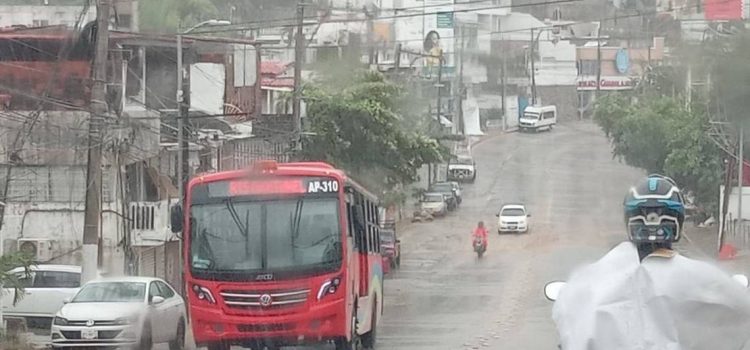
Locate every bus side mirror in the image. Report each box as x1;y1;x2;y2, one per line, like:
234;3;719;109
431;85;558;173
170;204;184;233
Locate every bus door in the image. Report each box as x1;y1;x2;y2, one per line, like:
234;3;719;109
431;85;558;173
353;194;370;296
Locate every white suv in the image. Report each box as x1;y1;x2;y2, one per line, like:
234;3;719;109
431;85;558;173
1;265;83;329
497;204;530;234
447;155;477;183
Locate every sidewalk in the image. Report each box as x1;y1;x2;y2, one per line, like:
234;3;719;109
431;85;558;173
677;226;750;275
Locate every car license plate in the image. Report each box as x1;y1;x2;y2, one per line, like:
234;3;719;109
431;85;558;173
509;226;517;230
81;329;98;340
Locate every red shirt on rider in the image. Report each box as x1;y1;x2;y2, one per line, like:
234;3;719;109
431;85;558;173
473;221;488;247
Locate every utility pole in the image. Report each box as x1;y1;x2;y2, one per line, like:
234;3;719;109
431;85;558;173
367;7;375;65
501;48;507;131
530;28;536;105
685;65;692;111
394;43;402;72
293;1;305;151
738;128;744;232
82;0;111;284
457;25;465;135
596;25;602;95
436;56;444;136
176;34;189;197
500;19;507;131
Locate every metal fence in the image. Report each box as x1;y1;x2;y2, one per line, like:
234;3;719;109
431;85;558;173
723;216;750;251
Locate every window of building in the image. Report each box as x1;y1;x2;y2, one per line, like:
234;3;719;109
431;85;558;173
578;60;599;75
118;14;132;28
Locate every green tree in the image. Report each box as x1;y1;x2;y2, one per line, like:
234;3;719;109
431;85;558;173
0;251;34;306
301;70;448;192
594;94;722;213
139;0;219;33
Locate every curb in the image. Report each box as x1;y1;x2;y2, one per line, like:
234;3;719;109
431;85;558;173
470;130;504;149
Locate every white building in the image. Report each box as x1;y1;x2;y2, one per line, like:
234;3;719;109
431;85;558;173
0;0;138;31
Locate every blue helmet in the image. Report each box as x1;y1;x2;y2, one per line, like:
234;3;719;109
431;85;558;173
624;174;685;244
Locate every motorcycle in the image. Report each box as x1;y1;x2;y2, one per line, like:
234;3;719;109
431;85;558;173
473;236;486;258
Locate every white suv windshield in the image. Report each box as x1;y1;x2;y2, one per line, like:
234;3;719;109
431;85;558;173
502;208;526;216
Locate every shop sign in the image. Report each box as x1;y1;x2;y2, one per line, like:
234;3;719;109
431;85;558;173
576;76;634;91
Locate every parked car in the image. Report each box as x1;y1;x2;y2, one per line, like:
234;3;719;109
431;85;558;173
447;155;477;183
496;204;531;234
1;265;83;330
50;276;186;350
429;182;459;210
420;192;448;217
520;105;557;132
380;228;401;270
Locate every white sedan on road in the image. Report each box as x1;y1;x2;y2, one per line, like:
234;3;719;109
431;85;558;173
51;276;186;350
496;204;531;234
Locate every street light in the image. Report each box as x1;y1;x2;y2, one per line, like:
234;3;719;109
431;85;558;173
176;19;231;198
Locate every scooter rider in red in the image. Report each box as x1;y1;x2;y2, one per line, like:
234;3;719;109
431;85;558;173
473;221;488;252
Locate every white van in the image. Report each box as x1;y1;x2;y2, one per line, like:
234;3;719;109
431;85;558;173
520;105;557;132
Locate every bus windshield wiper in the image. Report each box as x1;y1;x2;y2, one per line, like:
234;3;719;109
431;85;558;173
226;198;247;237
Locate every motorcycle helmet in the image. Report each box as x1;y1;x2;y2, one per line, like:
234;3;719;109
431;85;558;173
624;174;685;244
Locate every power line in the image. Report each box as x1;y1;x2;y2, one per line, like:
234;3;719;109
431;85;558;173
183;0;583;35
168;0;500;36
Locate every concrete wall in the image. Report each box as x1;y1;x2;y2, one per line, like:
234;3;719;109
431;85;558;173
576;37;665;76
0;110;160;166
0;4;96;27
0;167;126;275
0;1;136;30
536;85;578;121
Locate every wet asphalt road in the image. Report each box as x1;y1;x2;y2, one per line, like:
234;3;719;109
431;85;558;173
182;121;644;350
377;121;643;350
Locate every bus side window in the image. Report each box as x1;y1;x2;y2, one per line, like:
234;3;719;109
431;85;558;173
346;202;355;239
354;203;367;253
377;225;381;253
366;201;373;253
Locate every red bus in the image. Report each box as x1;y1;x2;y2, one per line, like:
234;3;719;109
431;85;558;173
170;160;384;350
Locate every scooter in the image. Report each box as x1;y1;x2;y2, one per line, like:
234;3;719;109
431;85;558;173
473;237;486;258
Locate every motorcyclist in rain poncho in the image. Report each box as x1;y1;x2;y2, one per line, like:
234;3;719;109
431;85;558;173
551;175;750;350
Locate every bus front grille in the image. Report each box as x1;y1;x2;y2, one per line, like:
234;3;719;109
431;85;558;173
220;288;310;309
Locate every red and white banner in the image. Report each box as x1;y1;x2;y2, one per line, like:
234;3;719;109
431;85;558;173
704;0;744;20
576;76;635;91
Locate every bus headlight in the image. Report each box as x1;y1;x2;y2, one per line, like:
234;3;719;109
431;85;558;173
192;284;217;304
317;276;341;300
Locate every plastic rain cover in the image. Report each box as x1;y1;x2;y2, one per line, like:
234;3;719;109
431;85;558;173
552;242;750;350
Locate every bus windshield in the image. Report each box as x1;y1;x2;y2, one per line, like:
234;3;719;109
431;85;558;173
189;197;342;275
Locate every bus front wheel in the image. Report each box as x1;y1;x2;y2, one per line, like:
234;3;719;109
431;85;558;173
207;342;230;350
361;301;378;348
335;314;361;350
